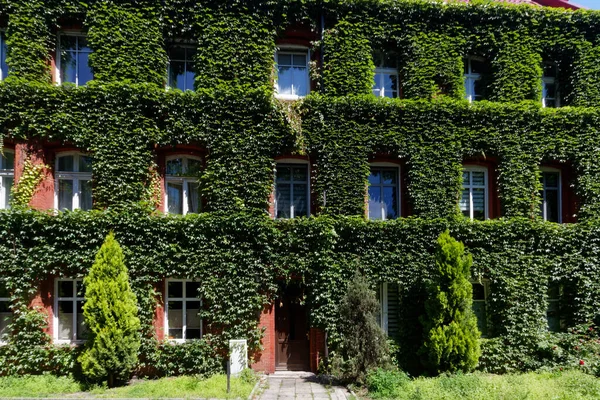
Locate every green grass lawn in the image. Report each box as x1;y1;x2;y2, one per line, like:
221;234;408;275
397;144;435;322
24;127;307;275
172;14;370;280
0;373;257;399
365;369;600;400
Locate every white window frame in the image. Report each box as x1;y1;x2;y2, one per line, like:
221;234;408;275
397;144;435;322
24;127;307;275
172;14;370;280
0;282;10;345
471;279;489;337
542;62;560;108
461;165;489;221
540;167;562;223
164;155;202;215
0;149;14;210
0;30;7;81
368;162;401;221
464;56;484;103
274;159;310;219
54;152;93;211
53;278;85;344
164;279;202;342
167;44;196;91
274;46;310;100
56;32;92;86
372;51;399;98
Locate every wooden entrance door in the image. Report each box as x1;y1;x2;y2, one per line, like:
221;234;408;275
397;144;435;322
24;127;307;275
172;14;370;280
275;287;310;371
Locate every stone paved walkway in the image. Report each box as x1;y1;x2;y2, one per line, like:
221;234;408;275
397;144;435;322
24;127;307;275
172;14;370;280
258;372;351;400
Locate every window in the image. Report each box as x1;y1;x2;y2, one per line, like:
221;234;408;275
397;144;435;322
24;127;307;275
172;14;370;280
54;279;87;342
0;282;11;343
540;169;561;223
168;45;196;91
542;63;559;108
56;153;93;211
372;51;399;98
368;166;400;220
0;150;14;209
0;31;8;81
57;34;93;86
275;49;309;99
165;156;201;215
472;281;489;337
464;57;486;102
460;167;488;221
274;163;309;218
165;280;202;340
377;283;400;339
547;283;562;332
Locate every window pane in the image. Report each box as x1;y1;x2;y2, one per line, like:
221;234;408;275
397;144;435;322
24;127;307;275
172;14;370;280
168;281;183;298
167;182;183;214
276;166;291;182
544;172;559;188
58;280;74;297
383;186;398;219
58;301;73;340
2;152;14;170
169;61;186;90
460;189;470;217
293;183;308;217
277;54;291;66
76;300;88;340
186;300;201;339
169;47;186;61
544;63;557;78
3;177;13;208
58;156;74;172
368;186;382;220
0;284;9;298
292;54;307;67
471;59;485;74
78;52;93;85
292;166;307;182
383;74;397;98
369;169;381;185
545;189;559;222
0;300;11;338
60;51;77;83
472;188;486;220
277;67;293;95
187;181;200;214
382;170;397;185
275;183;291;219
184;69;195;91
167;158;183;176
186;159;201;176
59;180;74;211
1;32;8;80
472;171;485;186
473;79;484;100
167;301;183;339
80;180;93;211
472;301;487;336
78;156;92;173
473;284;485;300
186;282;200;299
292;66;308;96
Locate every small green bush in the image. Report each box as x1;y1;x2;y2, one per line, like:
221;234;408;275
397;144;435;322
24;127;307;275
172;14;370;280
336;271;391;383
366;368;409;399
78;232;141;387
419;231;480;374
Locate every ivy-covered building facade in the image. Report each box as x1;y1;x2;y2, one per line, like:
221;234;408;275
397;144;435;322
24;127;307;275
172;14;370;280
1;0;600;376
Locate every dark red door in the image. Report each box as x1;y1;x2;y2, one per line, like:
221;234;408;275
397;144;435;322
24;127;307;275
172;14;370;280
275;290;310;371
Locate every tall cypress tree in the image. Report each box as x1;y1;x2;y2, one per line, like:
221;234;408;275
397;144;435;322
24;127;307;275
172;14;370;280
419;231;480;374
79;232;140;387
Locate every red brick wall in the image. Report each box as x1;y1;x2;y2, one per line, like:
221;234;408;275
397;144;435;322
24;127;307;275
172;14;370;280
15;141;55;210
251;303;275;374
29;277;54;337
309;327;325;373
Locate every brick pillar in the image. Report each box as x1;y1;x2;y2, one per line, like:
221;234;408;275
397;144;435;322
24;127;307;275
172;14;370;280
251;303;275;374
153;279;165;341
29;276;54;338
14;140;54;210
309;327;326;373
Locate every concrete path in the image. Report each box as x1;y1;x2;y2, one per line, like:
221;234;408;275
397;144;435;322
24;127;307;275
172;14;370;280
258;371;351;400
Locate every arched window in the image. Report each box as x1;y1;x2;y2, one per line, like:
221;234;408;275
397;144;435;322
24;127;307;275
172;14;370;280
165;156;201;215
0;149;14;209
55;153;93;211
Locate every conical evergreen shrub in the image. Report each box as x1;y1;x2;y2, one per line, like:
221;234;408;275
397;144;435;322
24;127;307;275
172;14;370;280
78;232;140;387
419;231;480;374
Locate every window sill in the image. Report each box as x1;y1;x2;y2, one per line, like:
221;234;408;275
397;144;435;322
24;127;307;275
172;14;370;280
274;94;306;101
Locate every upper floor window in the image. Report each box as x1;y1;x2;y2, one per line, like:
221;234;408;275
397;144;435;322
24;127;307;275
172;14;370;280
368;166;400;220
472;281;489;337
165;280;202;341
542;63;559;108
165;156;201;215
464;57;486;102
54;278;87;343
547;282;562;332
168;45;196;91
0;31;8;81
275;49;309;100
460;166;488;221
274;163;309;219
56;153;93;211
372;51;399;98
0;150;14;210
540;169;561;223
0;282;11;343
57;34;93;86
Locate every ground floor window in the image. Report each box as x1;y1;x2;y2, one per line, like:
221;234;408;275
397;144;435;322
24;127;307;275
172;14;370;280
54;279;87;342
0;283;11;342
377;283;400;339
472;281;489;337
165;280;202;340
547;283;562;332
